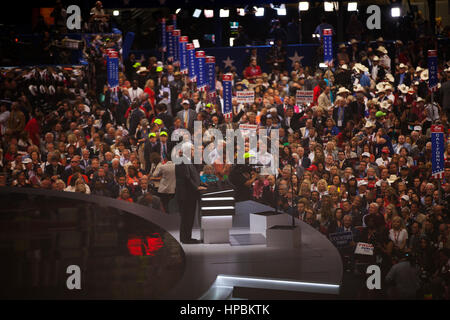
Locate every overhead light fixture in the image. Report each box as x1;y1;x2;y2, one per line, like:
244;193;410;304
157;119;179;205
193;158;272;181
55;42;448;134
391;7;401;17
347;2;357;12
255;7;265;17
220;9;230;18
299;2;309;11
324;2;338;12
204;9;214;18
193;9;201;18
237;8;245;16
175;8;181;14
192;39;200;48
113;10;119;16
276;4;286;16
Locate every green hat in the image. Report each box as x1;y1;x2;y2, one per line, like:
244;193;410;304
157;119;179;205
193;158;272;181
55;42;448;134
154;118;163;125
205;103;212;108
283;142;290;146
148;132;156;138
376;111;387;117
243;152;255;159
133;62;141;68
160;131;168;137
156;66;163;72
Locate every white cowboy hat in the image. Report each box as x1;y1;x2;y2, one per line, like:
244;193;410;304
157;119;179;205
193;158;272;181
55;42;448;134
387;175;398;184
398;63;408;69
341;64;348;70
415;66;424;73
339;43;346;49
385;73;394;83
372;55;380;62
354;63;368;73
136;66;149;74
364;121;375;128
420;69;429;81
376;82;386;92
354;84;365;93
381;100;391;110
398;84;409;94
337;87;350;95
350;39;359;45
377;46;387;54
416;97;425;103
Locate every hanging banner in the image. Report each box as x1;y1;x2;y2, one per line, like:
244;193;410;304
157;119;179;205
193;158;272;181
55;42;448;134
106;49;119;103
160;18;166;53
179;36;188;74
431;125;445;179
205;56;216;97
196;51;206;91
167;25;174;62
428;50;438;92
323;29;333;67
173;29;181;67
222;73;233;119
236;90;255;104
187;43;196;82
171;14;177;30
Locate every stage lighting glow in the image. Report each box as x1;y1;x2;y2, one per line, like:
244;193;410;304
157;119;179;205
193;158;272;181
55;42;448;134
229;37;235;47
220;9;230;18
347;2;357;11
391;7;401;17
237;8;245;16
204;9;214;18
192;39;200;48
113;10;119;16
299;2;309;11
255;7;264;17
175;8;181;14
193;9;201;18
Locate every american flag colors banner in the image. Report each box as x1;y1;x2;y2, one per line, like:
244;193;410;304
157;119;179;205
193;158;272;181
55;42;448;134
179;36;188;74
431;125;445;179
323;29;333;67
172;29;181;66
160;18;166;53
205;56;216;97
106;49;119;102
187;43;196;82
196;51;206;91
167;25;174;61
428;50;438;92
222;73;233;119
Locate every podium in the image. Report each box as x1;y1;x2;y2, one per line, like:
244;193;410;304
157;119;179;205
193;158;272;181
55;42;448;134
200;187;235;244
249;211;292;237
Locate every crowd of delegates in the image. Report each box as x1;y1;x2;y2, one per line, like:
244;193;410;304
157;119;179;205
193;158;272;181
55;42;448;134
1;35;450;299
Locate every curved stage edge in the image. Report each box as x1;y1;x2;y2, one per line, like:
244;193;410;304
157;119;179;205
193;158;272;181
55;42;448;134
0;188;342;299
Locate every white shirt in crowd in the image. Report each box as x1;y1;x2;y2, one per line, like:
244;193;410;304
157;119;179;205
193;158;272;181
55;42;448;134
128;87;143;101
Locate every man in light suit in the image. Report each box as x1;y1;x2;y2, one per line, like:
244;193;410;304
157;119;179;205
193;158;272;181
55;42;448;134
176;100;197;133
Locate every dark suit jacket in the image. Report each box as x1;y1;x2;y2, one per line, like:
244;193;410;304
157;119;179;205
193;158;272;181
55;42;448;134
335;226;360;243
176;109;197;133
175;162;200;202
156;112;174;129
143;140;161;173
262;185;277;208
44;164;65;178
332;106;352;129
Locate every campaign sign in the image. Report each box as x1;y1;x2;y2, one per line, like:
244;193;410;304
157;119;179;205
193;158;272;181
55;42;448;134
166;25;174;61
160;18;166;53
296;90;314;105
431;125;445;179
222;74;233;119
196;51;206;91
106;49;119;102
428;50;438;92
323;29;333;66
354;242;374;256
329;231;353;248
186;43;196;82
172;29;181;66
205;56;216;96
236;90;255;104
179;36;188;74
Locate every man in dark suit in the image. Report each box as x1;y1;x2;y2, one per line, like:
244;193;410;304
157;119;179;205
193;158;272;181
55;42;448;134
394;63;411;87
117;88;131;126
44;155;65;179
155;103;173;130
262;175;277;208
332;98;352;131
176;100;197;133
143;132;160;173
175;147;206;244
110;158;126;177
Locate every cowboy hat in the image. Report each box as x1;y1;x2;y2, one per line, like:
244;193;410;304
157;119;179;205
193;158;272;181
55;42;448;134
398;63;408;69
337;87;350;95
376;37;384;42
339;43;346;49
387;175;398;184
381;100;391;110
354;84;365;93
377;46;387;54
340;64;348;70
372;55;380;62
385;73;394;83
136;66;149;74
350;39;359;45
420;69;429;81
364;121;375;128
376;82;386;92
398;84;409;94
415;66;424;73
